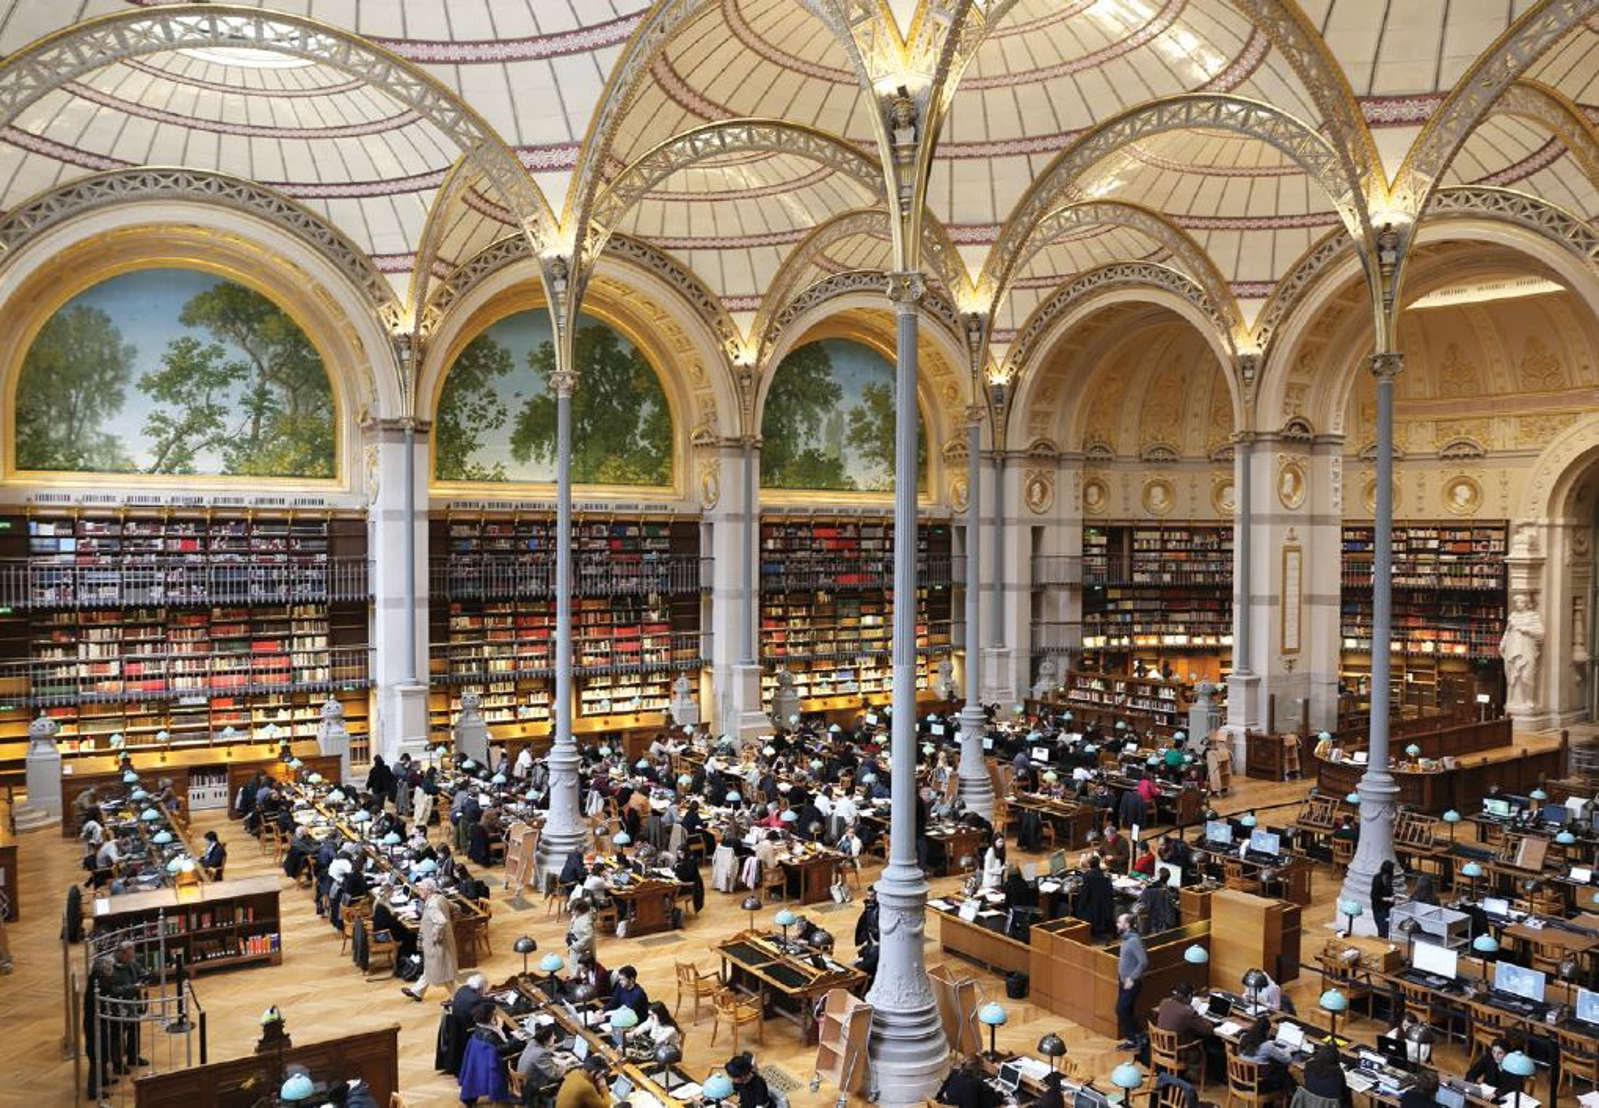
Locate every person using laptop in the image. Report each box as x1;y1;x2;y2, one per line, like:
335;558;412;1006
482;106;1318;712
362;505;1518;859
1155;980;1224;1078
935;1054;1000;1108
555;1055;610;1108
1235;1016;1294;1094
1036;1072;1067;1108
1302;1043;1349;1106
1399;1068;1438;1108
1464;1038;1527;1102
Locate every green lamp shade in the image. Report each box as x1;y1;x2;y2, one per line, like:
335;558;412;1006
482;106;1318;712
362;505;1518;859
1319;989;1348;1013
1442;810;1461;823
613;831;632;846
327;789;346;803
1405;744;1421;756
462;759;476;770
598;746;613;757
1240;814;1257;828
1345;792;1361;804
281;1073;315;1101
152;830;173;844
122;770;139;783
922;744;934;756
166;856;185;874
382;832;402;845
1530;789;1547;800
978;1002;1007;1026
610;1006;640;1029
1146;754;1160;766
140;808;160;822
1317;731;1331;741
1173;731;1186;741
351;809;371;823
1111;1063;1145;1089
416;857;437;874
1043;771;1058;783
1064;712;1073;721
1338;899;1363;918
1184;945;1209;964
1591;890;1599;906
1558;831;1577;845
781;810;798;823
702;1074;735;1101
725;790;741;803
130;788;148;801
288;757;303;769
1461;862;1484;878
307;772;323;784
678;774;693;787
774;909;798;927
861;773;877;784
1503;1051;1536;1078
492;772;507;784
539;953;564;973
1472;934;1499;953
1116;722;1127;731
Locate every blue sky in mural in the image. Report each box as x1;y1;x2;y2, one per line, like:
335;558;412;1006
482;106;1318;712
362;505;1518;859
822;339;895;488
464;309;552;478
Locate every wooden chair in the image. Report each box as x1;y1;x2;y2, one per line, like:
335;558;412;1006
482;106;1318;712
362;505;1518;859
545;879;575;919
260;822;283;857
1468;1002;1507;1060
473;897;494;956
1331;837;1354;873
710;987;763;1052
1530;939;1564;976
389;1095;410;1108
1039;819;1057;852
341;899;372;957
675;961;721;1023
1226;1054;1287;1108
1149;1023;1208;1086
595;898;619;936
761;861;786;904
365;923;398;978
1223;859;1262;895
1557;1025;1599;1095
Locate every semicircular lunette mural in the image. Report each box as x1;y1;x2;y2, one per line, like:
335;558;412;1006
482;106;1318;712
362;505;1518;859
434;310;673;486
761;337;926;493
14;267;336;478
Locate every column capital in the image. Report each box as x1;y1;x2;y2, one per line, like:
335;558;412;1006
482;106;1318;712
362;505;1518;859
362;417;432;441
1230;430;1257;447
550;368;577;397
886;271;925;306
964;403;987;427
1368;351;1404;381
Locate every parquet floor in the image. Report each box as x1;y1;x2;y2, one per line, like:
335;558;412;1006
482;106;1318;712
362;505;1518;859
0;764;1518;1108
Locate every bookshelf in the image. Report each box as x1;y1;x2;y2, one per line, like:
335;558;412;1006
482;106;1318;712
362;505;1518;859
1063;670;1187;728
1339;522;1507;714
427;513;705;740
0;510;371;788
91;875;283;975
757;515;953;710
1080;524;1233;672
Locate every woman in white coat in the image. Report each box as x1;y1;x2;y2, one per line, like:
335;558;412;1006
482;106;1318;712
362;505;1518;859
402;879;457;1002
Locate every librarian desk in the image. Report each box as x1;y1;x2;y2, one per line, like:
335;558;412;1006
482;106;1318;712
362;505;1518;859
132;1025;399;1108
607;873;689;937
1315;741;1566;816
1189;840;1314;906
930;901;1033;977
59;741;339;835
90;875;284;974
1007;793;1098;850
717;931;867;1044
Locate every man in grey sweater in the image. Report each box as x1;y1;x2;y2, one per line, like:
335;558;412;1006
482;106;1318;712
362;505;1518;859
1115;912;1148;1049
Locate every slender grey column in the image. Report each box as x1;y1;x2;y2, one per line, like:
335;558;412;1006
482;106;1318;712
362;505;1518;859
537;368;586;878
867;273;948;1106
958;404;993;820
1342;352;1403;908
402;420;418;684
741;437;757;666
990;449;1006;646
1233;434;1254;678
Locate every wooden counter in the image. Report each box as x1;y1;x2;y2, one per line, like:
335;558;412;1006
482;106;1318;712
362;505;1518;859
1029;917;1210;1037
933;906;1032;977
0;795;15;921
1315;733;1565;815
91;875;283;975
133;1024;399;1108
60;742;334;835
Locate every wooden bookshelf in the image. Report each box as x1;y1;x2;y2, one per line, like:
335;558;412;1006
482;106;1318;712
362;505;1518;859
0;510;370;789
758;515;953;711
426;512;705;740
90;875;283;975
1081;524;1233;670
1339;522;1506;714
1063;670;1188;728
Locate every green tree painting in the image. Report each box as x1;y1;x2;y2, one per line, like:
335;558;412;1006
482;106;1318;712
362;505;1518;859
432;311;673;486
13;268;335;477
762;338;925;491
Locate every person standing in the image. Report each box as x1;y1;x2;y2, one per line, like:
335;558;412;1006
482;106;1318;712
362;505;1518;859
1372;860;1396;938
402;880;458;1002
1115;912;1148;1050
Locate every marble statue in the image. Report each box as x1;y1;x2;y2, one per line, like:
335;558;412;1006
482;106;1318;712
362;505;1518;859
934;658;956;701
1500;592;1545;712
771;666;800;726
669;672;699;727
1031;656;1060;700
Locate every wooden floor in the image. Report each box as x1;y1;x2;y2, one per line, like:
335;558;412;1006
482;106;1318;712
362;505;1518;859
0;767;1520;1108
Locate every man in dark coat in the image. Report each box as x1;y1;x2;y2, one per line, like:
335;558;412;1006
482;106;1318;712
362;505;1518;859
1073;854;1116;939
438;973;485;1075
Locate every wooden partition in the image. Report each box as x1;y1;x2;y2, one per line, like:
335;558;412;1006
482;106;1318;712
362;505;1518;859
133;1025;399;1108
1209;889;1302;990
1029;918;1210;1037
1315;735;1565;815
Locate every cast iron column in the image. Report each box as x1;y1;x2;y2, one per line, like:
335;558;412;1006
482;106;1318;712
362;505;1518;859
958;403;993;819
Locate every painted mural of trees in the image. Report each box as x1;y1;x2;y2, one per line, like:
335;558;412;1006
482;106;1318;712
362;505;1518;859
433;313;673;486
13;271;335;478
15;304;137;472
761;339;925;492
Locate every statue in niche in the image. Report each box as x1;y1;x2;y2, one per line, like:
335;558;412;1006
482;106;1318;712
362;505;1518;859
1031;656;1061;700
934;658;956;701
1500;592;1546;712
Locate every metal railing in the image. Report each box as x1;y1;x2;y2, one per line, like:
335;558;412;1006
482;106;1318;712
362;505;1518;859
0;556;369;608
759;555;956;593
1030;619;1084;655
1;645;373;705
431;630;708;682
429;554;711;599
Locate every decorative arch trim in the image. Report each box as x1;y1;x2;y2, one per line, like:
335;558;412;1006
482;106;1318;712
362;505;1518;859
1520;410;1599;520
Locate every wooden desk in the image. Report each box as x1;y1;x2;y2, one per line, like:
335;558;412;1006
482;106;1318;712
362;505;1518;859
1246;731;1286;781
609;877;681;937
717;932;867;1044
780;851;841;905
1009;794;1097;849
933;905;1032;976
1315;738;1565;815
926;825;988;876
0;795;15;920
1029;917;1210;1037
133;1025;399;1108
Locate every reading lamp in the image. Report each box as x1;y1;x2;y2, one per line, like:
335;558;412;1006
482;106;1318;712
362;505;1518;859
654;1043;683;1091
1242;968;1269;1009
1318;988;1348;1040
1111;1062;1145;1107
1442;810;1461;844
1338;898;1363;936
1472;933;1499;980
1461;861;1484;900
741;895;761;932
1037;1033;1067;1073
977;1002;1007;1058
513;935;537;977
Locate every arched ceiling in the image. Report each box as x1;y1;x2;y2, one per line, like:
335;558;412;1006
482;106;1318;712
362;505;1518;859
4;1;1599;383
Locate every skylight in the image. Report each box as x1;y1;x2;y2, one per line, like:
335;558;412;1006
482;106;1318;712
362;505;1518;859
182;46;316;70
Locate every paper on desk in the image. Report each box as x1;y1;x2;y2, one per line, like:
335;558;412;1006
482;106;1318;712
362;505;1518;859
1576;1091;1599;1108
1216;1020;1243;1037
673;1083;704;1101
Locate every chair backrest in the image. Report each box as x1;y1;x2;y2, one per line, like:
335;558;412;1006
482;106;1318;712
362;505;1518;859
1149;1023;1183;1063
1290;1088;1341;1108
676;962;695;989
1227;1055;1262;1093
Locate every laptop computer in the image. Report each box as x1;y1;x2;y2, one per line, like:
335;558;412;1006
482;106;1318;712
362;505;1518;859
1436;1084;1468;1108
1572;866;1593;885
1206;994;1233;1019
1275;1023;1306;1052
610;1076;634;1101
996;1061;1025;1094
